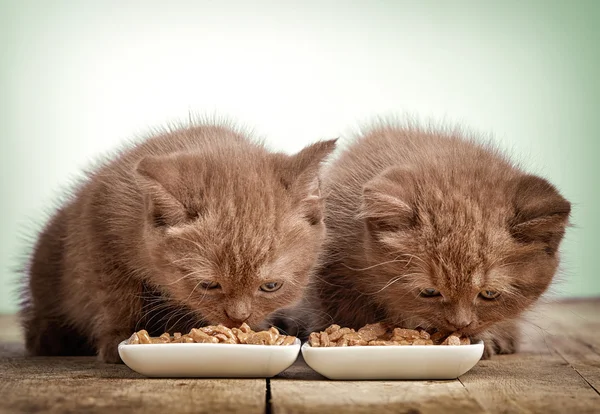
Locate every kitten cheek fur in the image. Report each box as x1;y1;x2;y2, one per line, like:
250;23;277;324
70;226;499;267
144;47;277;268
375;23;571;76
20;123;336;364
314;125;570;358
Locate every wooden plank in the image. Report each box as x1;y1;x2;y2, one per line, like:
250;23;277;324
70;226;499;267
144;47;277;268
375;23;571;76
0;355;266;414
0;315;266;414
459;354;600;413
0;376;265;414
547;335;600;394
270;378;486;414
272;356;485;413
459;302;600;414
529;299;600;394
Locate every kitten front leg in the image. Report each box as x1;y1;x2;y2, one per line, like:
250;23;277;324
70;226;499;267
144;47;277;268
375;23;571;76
97;330;131;364
94;285;143;364
476;319;521;359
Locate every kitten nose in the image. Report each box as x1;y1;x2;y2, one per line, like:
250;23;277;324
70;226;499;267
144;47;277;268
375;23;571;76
445;317;472;329
225;310;251;323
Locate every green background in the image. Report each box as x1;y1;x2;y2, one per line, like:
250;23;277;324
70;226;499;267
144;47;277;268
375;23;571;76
1;0;598;314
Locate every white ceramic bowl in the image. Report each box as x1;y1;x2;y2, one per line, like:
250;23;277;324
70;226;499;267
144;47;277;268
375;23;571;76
118;339;301;378
301;341;484;380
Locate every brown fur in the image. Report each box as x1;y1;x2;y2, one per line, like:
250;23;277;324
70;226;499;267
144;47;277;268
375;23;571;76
314;124;570;358
20;122;336;363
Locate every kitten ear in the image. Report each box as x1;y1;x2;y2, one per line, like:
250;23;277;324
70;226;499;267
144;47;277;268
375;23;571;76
510;175;571;254
136;155;189;227
359;168;417;234
280;139;338;225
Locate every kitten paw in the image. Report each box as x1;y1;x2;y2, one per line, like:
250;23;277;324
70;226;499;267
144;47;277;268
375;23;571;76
481;333;518;359
97;337;125;364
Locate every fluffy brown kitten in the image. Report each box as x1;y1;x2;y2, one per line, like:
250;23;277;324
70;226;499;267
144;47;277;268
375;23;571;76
315;124;570;358
20;123;336;363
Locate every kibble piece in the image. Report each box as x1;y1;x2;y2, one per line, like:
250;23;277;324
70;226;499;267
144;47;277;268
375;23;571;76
357;323;388;342
391;328;421;341
308;332;321;347
329;327;354;342
235;331;250;344
344;332;368;346
325;324;341;335
190;328;219;343
418;330;431;340
150;336;170;344
158;333;171;343
200;326;217;336
181;335;194;343
127;332;140;345
214;333;231;343
281;336;296;346
460;337;471;345
246;331;275;345
214;326;238;343
239;323;252;334
173;332;182;340
442;334;461;346
336;337;349;347
137;330;152;344
320;332;331;347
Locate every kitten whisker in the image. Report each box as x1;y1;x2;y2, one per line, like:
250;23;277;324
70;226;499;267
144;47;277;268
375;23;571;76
341;256;410;272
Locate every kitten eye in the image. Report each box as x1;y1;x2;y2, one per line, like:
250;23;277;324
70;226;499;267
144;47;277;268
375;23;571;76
419;288;441;297
480;290;501;300
200;281;220;290
260;282;282;292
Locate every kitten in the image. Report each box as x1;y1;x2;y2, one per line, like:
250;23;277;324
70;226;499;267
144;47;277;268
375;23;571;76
314;124;570;358
20;122;336;363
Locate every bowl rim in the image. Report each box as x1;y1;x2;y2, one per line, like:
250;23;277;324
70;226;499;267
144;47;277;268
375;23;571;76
301;339;484;350
118;337;302;349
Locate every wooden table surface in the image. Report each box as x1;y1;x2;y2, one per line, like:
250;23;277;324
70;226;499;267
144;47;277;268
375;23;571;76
1;299;599;413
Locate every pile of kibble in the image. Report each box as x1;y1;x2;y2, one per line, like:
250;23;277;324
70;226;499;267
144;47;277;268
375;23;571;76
127;323;296;346
308;323;471;347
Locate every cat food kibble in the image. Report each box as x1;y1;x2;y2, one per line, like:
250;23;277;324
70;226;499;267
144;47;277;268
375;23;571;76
126;323;296;346
308;323;471;347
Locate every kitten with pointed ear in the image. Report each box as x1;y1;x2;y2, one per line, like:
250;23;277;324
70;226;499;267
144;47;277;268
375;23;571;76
20;123;336;363
314;124;570;358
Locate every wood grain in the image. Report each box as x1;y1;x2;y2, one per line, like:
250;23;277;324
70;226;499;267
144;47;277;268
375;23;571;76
530;299;600;394
0;376;265;414
270;379;485;414
458;299;600;414
459;354;600;414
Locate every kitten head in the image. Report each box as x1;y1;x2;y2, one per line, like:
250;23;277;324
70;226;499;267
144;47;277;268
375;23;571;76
136;137;336;329
358;166;571;336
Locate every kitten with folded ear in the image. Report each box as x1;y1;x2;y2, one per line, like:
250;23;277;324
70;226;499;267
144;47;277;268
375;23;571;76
314;124;570;358
20;122;336;363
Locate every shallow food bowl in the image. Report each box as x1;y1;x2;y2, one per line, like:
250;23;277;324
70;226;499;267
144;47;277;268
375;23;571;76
118;339;301;378
301;341;484;380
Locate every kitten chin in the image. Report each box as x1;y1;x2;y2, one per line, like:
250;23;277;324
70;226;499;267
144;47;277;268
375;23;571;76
19;122;336;363
314;123;570;358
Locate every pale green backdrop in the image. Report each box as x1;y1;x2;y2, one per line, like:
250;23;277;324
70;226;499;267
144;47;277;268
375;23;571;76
1;0;598;314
